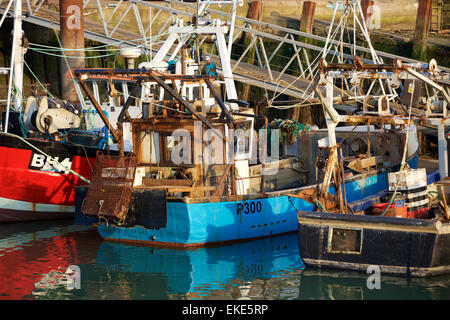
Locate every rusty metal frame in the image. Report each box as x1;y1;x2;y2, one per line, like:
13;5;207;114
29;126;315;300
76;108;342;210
74;68;248;198
74;68;229;144
82;153;137;221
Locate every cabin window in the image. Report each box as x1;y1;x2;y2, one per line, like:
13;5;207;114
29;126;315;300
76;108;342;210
138;131;160;164
165;135;174;162
149;84;160;100
193;86;200;100
97;80;109;104
327;228;362;254
161;134;191;164
163;84;175;101
192;86;206;101
127;83;142;107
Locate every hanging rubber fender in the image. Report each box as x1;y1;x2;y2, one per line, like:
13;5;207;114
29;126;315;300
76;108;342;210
108;78;118;98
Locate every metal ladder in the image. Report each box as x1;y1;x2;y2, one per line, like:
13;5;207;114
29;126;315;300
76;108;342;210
430;0;443;32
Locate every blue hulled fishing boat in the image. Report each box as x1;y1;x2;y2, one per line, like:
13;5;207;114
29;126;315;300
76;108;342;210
73;4;424;247
73;62;419;246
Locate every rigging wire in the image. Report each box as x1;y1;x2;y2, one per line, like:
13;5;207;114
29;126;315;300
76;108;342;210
379;79;415;217
268;10;347;106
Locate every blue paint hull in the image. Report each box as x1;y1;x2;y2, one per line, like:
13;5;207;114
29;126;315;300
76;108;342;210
94;233;303;295
98;157;419;246
99;195;314;245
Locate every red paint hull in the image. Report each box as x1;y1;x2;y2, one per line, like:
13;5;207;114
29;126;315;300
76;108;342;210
0;146;94;205
0;134;99;222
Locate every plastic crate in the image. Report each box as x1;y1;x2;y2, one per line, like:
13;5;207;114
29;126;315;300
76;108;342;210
388;168;427;191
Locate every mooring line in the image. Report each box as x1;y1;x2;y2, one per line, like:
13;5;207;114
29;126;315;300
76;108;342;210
2;132;91;184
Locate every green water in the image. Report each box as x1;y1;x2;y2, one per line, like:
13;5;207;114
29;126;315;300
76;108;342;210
0;220;449;300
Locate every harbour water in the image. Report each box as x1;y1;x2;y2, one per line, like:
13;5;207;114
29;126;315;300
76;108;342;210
0;219;449;300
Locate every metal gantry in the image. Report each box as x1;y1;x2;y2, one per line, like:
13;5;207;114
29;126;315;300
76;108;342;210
316;1;450;179
1;0;449;101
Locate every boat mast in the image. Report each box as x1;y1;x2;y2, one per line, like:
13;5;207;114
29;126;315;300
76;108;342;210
318;0;396;147
4;0;24;133
314;0;450;209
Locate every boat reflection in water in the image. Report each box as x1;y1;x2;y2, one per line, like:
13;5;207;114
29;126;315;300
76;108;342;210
0;221;99;300
91;233;304;299
297;269;450;300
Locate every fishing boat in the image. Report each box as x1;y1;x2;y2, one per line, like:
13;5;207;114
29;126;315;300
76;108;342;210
0;40;105;222
296;139;450;276
73;63;420;248
73;0;429;247
0;0;102;221
0;74;149;223
0;1;157;222
74;117;419;247
0;67;139;222
297;163;450;277
296;151;450;277
295;1;450;277
0;132;97;222
298;208;450;277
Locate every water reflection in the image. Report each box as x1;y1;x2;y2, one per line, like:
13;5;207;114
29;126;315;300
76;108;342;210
0;220;100;300
0;220;92;252
298;269;450;300
88;233;304;299
1;221;449;300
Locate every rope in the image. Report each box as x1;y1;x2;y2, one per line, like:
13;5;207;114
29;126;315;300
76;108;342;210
18;113;29;138
80;143;94;174
28;47;120;59
1;132;91;184
287;196;299;212
23;59;56;99
28;31;171;52
316;199;328;213
379;79;415;217
27;39;168;59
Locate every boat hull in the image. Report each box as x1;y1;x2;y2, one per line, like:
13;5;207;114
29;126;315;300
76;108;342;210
297;211;450;277
0;133;97;222
98;194;312;247
92;157;418;247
